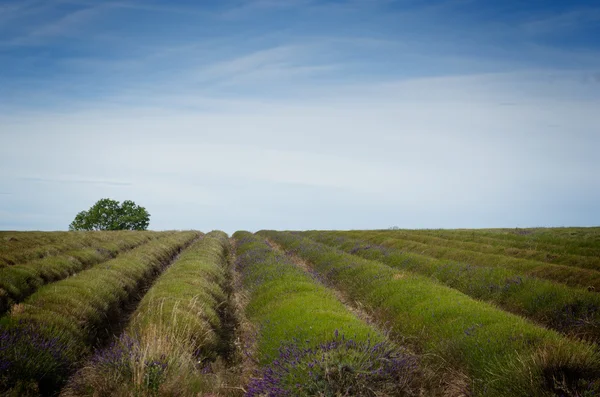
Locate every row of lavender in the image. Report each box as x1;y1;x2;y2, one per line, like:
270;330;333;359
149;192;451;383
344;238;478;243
339;230;600;290
62;231;233;396
0;231;198;395
0;230;165;267
0;231;167;315
303;231;600;341
368;229;600;270
413;227;600;258
260;230;600;397
4;228;599;396
233;231;424;396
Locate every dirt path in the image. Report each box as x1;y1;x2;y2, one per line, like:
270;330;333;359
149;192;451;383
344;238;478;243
212;237;258;396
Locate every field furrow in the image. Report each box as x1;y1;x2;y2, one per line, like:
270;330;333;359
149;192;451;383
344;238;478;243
61;231;235;396
0;231;198;395
234;231;424;396
261;230;600;397
302;231;600;341
0;231;167;315
330;231;600;291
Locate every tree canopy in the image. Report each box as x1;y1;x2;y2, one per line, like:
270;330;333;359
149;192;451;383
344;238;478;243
69;198;150;231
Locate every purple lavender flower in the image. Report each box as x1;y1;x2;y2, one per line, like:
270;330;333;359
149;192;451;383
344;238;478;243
246;332;420;396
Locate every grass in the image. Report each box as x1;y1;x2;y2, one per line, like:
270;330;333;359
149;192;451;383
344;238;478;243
0;231;198;396
234;231;422;397
62;231;235;397
0;231;165;315
260;230;600;397
334;230;600;292
302;231;600;341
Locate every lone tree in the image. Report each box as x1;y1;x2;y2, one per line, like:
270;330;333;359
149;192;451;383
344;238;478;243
69;198;150;231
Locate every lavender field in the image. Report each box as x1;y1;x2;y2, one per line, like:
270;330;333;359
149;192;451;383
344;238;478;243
1;227;600;396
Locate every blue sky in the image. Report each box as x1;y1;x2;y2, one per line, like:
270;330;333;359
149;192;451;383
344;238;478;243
1;0;599;232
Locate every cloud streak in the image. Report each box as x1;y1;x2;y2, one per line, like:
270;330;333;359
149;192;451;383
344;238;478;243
1;4;106;47
18;177;133;187
521;7;600;35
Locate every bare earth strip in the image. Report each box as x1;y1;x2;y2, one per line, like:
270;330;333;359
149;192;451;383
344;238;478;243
228;237;258;396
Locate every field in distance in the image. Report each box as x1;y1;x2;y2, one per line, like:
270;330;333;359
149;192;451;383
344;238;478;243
1;227;599;396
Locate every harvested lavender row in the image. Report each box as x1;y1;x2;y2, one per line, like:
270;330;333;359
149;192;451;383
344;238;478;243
302;231;600;341
62;231;231;396
260;230;600;397
0;231;167;315
233;231;422;397
0;231;199;396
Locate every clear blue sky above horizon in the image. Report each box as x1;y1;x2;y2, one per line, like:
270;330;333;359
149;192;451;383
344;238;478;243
1;0;599;233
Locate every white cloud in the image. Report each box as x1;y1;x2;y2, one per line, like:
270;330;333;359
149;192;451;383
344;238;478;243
2;70;599;230
191;45;329;82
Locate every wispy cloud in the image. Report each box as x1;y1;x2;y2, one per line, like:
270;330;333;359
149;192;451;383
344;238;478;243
29;7;101;37
0;0;47;25
195;45;311;79
19;176;133;187
521;7;600;36
70;0;211;15
193;45;340;87
2;4;106;46
219;0;315;19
